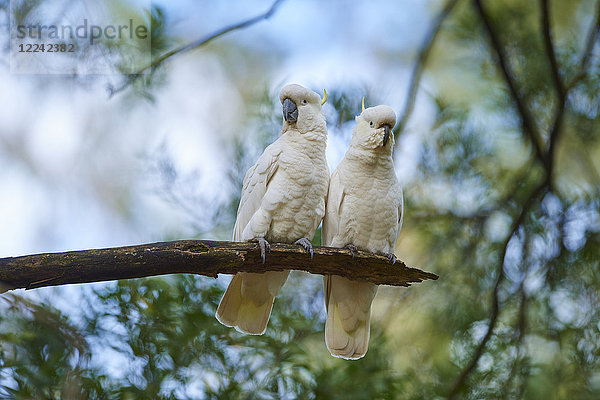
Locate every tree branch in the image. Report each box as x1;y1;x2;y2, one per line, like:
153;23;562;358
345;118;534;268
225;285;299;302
446;3;589;395
502;280;528;399
546;0;600;180
447;2;597;397
473;0;548;168
108;0;287;97
447;181;548;399
447;3;589;392
502;227;532;399
0;240;437;293
540;0;565;98
566;1;600;90
394;0;460;139
540;0;567;185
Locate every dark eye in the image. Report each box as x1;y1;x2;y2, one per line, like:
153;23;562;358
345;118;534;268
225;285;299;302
302;99;307;104
370;121;374;127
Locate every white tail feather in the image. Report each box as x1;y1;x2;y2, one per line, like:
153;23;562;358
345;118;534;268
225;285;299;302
216;271;288;335
324;275;376;359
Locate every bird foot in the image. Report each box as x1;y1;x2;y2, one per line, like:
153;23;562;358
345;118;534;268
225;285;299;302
251;237;271;264
384;253;397;265
345;244;358;259
294;238;314;259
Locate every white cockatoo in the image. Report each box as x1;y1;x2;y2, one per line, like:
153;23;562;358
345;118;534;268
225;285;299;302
322;100;403;359
216;84;329;335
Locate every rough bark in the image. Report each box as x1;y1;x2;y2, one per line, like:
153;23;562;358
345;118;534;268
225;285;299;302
0;240;438;292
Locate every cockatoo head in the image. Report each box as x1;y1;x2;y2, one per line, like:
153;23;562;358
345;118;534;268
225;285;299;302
351;102;396;152
280;84;327;136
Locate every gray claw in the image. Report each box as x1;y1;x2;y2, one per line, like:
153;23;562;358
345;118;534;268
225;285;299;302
345;244;358;259
252;238;271;264
386;253;397;265
294;238;314;259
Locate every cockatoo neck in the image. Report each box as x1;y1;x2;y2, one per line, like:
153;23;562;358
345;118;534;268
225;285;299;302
346;141;393;167
281;117;327;143
282;127;328;149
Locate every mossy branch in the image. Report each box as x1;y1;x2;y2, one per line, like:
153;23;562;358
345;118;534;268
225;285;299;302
0;240;437;293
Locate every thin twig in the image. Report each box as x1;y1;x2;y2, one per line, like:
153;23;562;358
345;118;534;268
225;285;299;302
108;0;287;97
473;0;547;167
566;1;600;90
501;229;531;399
547;0;600;181
540;0;565;97
540;0;567;184
448;2;593;394
394;0;460;139
501;282;528;399
448;1;598;396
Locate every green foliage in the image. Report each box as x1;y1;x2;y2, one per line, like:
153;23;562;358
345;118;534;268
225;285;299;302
1;275;403;399
0;295;94;399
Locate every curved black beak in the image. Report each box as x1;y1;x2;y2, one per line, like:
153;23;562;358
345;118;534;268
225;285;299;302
283;98;298;123
382;124;391;146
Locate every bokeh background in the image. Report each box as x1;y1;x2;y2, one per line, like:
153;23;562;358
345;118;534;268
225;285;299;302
1;0;599;398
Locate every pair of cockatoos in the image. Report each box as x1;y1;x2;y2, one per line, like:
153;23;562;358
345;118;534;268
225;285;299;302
215;84;403;360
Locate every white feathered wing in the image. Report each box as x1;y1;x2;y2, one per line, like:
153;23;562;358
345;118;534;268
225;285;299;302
215;142;289;335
